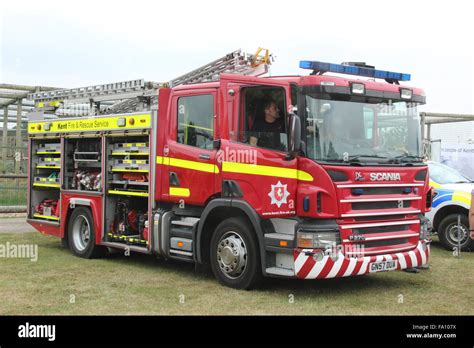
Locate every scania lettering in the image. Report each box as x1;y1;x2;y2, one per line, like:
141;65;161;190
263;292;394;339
370;173;402;181
26;49;432;289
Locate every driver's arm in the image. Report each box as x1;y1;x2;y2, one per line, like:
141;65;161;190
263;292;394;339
249;136;258;146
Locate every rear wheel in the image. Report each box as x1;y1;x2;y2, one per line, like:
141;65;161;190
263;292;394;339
438;213;474;252
210;217;262;290
68;207;106;258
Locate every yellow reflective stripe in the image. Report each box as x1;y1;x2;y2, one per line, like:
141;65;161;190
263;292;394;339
112;152;149;156
156;156;218;174
33;214;60;221
108;189;149;197
221;161;313;182
156;156;312;181
123;143;147;147
37;165;61;169
33;183;60;188
36;151;61;155
429;180;441;189
121;160;147;164
453;191;471;206
111;169;149;173
169;187;190;197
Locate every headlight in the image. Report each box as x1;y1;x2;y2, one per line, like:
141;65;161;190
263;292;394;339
297;230;340;249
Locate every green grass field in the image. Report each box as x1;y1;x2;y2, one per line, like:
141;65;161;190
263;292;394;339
0;232;472;315
0;178;27;206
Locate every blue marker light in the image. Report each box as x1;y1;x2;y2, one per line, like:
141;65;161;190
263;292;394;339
300;60;411;81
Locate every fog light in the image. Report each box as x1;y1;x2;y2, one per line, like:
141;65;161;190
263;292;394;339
313;251;324;262
400;88;413;100
351;83;365;95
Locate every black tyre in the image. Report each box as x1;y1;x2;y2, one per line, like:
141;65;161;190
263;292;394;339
210;217;262;289
438;213;474;252
68;207;106;258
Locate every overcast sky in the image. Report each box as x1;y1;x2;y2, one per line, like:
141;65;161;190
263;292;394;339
1;0;473;114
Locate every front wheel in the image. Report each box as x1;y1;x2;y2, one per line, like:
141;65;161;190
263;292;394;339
210;217;262;289
438;213;474;252
68;207;106;258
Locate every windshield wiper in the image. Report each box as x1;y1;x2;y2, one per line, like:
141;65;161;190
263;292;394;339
319;155;389;165
390;154;424;163
346;154;388;162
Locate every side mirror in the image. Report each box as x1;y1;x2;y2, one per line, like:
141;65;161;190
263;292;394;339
287;113;301;160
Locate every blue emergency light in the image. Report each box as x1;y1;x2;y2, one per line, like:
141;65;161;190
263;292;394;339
300;60;411;82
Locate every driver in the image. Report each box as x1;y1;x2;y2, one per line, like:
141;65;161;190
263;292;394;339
248;98;285;150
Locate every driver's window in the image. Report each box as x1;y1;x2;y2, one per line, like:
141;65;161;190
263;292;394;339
240;87;287;152
177;94;214;150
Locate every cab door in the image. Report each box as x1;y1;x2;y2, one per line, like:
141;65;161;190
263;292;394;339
162;88;218;206
219;74;300;217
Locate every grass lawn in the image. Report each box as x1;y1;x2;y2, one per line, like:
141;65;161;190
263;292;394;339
0;232;472;315
0;178;27;206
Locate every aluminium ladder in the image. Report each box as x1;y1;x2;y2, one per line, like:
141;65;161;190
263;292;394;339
27;48;273;115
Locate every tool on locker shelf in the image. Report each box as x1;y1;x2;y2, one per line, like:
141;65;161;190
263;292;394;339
34;199;59;217
121;172;149;182
111;200;148;238
72;170;102;191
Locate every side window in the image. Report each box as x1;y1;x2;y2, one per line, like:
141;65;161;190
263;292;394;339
177;94;214;150
239;87;288;152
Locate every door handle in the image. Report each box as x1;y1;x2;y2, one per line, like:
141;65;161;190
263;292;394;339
169;172;180;187
199;154;211;160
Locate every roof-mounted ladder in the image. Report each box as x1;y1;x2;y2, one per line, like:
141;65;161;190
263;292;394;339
27;48;273;115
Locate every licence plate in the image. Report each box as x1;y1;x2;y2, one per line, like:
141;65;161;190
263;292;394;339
369;260;397;273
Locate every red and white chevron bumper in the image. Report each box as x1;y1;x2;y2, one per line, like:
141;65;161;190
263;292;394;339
294;240;430;279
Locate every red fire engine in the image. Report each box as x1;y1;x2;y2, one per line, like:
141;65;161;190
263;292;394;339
26;49;432;289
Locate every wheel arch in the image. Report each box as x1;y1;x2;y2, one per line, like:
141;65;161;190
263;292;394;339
433;203;469;232
63;198;102;245
196;198;267;275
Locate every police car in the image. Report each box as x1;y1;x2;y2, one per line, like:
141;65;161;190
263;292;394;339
427;161;473;251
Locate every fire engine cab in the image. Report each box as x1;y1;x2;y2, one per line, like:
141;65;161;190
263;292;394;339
26;50;432;289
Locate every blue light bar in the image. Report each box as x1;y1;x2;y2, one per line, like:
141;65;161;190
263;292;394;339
299;60;411;81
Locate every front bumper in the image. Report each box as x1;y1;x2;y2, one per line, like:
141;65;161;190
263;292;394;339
293;239;430;279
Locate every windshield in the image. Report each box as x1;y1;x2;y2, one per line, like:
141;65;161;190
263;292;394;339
428;162;472;184
303;95;422;164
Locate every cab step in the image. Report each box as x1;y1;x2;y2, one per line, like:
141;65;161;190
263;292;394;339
168;217;199;261
265;267;295;277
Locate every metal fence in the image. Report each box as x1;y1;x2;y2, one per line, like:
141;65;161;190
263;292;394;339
0;145;28;175
0;174;27;211
0;132;28;210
